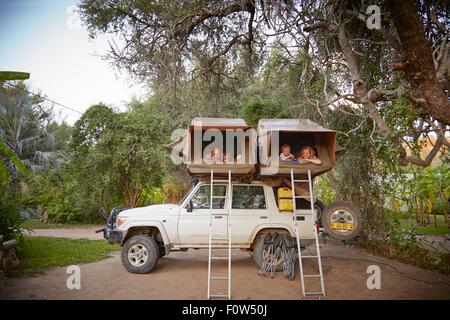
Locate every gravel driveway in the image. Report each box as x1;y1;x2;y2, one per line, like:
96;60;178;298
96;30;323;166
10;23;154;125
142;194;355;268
26;227;104;240
1;229;449;300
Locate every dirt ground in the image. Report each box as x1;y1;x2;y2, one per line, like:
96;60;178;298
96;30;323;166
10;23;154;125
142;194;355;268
26;227;104;240
1;229;450;300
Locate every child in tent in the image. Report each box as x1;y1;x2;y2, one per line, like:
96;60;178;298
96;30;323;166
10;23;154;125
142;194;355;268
297;146;322;165
203;146;223;164
279;144;295;161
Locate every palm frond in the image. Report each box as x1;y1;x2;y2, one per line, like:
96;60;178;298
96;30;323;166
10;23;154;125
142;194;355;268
0;157;9;185
0;139;28;176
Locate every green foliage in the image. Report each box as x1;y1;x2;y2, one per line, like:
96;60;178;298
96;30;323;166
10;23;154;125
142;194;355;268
12;237;119;277
375;210;449;273
0;81;68;195
140;187;166;206
79;0;261;88
239;97;283;125
23;165;102;223
401;215;449;235
314;177;336;205
383;95;421;141
25;101;175;223
403;165;450;225
0;191;23;241
0;140;28;185
21;219;98;230
0;71;30;81
162;175;190;204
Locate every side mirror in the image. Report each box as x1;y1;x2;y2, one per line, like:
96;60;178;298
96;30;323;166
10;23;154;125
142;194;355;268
186;200;193;212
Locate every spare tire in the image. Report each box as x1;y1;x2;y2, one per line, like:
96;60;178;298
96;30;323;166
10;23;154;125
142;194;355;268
322;201;362;240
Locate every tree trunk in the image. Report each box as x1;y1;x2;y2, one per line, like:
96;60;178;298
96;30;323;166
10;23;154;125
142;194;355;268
387;0;450;125
414;198;419;224
439;192;449;227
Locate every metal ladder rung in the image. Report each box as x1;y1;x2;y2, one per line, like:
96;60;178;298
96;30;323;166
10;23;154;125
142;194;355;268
212;179;229;183
302;255;318;258
209;294;229;298
305;292;325;296
211;257;228;260
211;237;229;240
211;213;228;216
304;274;321;278
211;276;228;280
211;195;227;199
294;180;309;182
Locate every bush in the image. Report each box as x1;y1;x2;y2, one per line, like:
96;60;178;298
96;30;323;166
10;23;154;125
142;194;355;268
23;167;107;224
162;175;189;204
239;97;283;125
0;193;23;241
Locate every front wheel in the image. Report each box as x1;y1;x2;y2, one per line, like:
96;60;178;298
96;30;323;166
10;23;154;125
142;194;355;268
322;201;362;240
121;235;160;274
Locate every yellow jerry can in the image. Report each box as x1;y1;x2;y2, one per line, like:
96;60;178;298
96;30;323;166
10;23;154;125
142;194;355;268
277;187;293;199
278;198;293;211
277;187;293;211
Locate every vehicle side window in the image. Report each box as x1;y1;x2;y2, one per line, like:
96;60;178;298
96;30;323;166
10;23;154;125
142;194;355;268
190;185;227;209
232;186;266;209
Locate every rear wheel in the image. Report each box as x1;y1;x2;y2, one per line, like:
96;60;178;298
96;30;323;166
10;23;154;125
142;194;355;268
322;201;362;240
252;234;285;272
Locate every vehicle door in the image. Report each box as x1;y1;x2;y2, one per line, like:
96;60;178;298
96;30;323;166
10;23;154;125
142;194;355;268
178;184;229;245
230;184;269;244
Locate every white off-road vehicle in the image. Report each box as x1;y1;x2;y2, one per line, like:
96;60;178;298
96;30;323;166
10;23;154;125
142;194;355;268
103;180;361;274
103;118;362;274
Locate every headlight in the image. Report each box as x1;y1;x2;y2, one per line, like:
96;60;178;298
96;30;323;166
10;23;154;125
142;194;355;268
116;217;127;227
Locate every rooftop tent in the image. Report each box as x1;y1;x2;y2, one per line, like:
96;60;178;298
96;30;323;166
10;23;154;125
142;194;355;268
167;117;257;176
257;119;336;177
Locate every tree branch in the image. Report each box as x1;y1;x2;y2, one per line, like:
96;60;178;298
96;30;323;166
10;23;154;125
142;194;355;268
173;0;253;39
344;9;402;53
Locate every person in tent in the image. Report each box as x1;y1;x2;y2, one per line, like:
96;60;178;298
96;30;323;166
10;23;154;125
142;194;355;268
279;144;295;161
203;146;223;164
297;146;322;165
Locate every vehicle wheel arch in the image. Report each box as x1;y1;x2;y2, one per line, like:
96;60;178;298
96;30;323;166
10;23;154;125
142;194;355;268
122;224;170;256
250;227;293;250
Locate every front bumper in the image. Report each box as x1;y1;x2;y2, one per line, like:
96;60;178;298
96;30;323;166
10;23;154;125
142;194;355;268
103;228;123;244
103;207;128;244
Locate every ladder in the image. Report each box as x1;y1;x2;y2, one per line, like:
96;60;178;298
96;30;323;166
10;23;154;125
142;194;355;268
207;169;232;299
290;169;325;297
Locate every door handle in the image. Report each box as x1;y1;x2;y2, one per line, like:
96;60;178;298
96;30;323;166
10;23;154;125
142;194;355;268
260;216;268;219
214;216;223;219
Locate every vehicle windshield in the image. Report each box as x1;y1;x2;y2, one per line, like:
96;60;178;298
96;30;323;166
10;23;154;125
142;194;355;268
178;186;194;206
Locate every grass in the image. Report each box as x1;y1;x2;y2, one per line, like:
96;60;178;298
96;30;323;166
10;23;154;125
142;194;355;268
11;236;119;277
22;219;103;230
401;214;450;236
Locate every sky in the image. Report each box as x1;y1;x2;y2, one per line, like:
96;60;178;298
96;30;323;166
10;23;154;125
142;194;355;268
0;0;147;124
